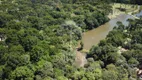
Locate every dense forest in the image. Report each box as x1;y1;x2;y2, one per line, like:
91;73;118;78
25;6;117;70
0;0;111;79
0;0;142;80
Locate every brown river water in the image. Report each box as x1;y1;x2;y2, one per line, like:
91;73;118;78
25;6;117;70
82;14;135;50
75;11;142;67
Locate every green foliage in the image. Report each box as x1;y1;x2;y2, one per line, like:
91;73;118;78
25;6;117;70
10;66;34;80
88;44;118;65
84;71;96;80
87;18;142;79
102;70;118;80
35;60;53;79
1;0;142;79
128;57;139;66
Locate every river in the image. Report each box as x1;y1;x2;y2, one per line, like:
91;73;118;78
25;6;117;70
82;11;142;50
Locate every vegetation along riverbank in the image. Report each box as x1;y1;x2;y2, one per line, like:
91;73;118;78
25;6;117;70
0;0;142;80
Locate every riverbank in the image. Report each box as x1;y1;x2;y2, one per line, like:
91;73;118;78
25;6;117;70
75;50;87;67
108;3;140;19
74;41;88;67
75;3;142;67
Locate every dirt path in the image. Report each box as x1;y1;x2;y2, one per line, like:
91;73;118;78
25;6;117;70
75;50;87;67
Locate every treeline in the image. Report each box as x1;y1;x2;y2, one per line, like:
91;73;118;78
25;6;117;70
113;0;142;5
87;18;142;80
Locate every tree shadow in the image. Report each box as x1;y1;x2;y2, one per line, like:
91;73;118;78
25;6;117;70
116;7;126;12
